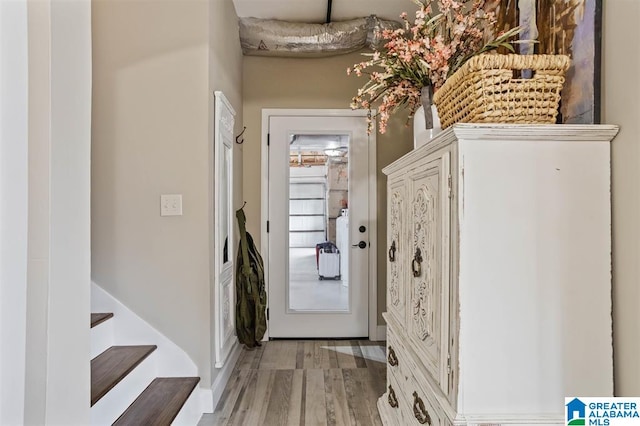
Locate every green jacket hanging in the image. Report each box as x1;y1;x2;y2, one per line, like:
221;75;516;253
235;207;267;348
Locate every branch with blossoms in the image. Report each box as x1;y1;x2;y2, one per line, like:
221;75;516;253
347;0;522;134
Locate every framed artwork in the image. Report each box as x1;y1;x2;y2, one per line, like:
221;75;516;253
488;0;602;124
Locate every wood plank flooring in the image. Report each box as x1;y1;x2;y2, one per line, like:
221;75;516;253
199;340;386;426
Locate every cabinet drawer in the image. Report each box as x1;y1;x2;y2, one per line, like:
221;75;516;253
386;331;403;381
384;368;406;425
402;375;444;426
387;325;447;426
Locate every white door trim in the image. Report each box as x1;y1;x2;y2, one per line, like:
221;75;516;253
261;108;377;340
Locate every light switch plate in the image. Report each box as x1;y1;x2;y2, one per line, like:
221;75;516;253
160;194;182;216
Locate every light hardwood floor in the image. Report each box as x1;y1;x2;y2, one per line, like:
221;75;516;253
199;340;387;426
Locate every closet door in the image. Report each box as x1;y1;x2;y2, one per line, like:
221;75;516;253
387;175;407;327
406;152;451;393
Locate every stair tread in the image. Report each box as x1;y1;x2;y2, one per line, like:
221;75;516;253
91;345;157;406
112;377;200;426
91;312;114;328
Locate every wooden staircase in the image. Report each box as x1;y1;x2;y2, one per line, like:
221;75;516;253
91;312;200;425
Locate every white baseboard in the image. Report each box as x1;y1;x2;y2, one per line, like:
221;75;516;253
173;387;213;425
458;414;564;425
210;342;242;412
198;387;214;413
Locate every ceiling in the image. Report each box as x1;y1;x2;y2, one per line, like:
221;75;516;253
232;0;417;23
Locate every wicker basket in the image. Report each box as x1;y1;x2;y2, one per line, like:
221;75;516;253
432;54;571;129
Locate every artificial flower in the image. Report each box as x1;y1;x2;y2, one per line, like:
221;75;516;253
349;0;521;133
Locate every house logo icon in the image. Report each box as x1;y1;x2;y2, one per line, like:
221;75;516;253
567;398;587;425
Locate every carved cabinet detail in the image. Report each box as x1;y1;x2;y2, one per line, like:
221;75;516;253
387;177;406;327
407;157;450;394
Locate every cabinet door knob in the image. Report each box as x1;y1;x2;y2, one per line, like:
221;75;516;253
411;247;423;277
387;346;399;366
388;385;399;408
388;241;396;262
412;391;432;425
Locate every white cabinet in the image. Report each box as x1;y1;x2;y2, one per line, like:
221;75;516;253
378;124;618;425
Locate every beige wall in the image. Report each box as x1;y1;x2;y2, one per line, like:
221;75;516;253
243;53;413;325
210;0;244;218
92;0;242;387
604;0;640;396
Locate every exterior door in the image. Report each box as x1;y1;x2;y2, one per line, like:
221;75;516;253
267;113;371;337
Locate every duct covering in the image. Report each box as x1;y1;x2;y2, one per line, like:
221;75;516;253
239;15;400;57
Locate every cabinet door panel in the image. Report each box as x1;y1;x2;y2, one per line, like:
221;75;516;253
407;153;451;393
387;177;406;327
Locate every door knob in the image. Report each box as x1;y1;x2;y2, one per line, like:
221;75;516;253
352;241;367;249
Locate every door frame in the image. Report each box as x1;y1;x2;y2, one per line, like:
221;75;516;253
261;108;378;340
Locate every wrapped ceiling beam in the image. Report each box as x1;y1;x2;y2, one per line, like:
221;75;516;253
239;15;401;57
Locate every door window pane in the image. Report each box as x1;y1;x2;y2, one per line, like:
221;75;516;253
287;134;350;312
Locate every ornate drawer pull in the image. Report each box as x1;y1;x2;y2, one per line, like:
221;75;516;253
387;346;398;366
388;385;398;408
411;247;423;277
412;391;432;425
388;241;396;262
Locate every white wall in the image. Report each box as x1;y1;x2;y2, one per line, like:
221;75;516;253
24;1;51;421
0;0;29;423
604;0;640;396
44;0;92;421
25;1;52;425
1;0;92;423
25;0;92;423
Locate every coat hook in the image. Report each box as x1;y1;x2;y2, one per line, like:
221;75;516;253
236;126;246;144
241;201;247;209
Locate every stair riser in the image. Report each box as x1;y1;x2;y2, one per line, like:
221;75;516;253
90;320;114;359
90;351;157;425
91;284;212;421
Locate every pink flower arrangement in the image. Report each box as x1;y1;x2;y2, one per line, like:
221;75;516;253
348;0;521;133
